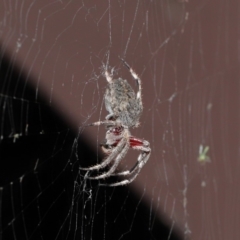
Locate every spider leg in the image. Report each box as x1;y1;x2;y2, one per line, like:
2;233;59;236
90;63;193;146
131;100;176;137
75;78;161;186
103;65;114;84
111;143;150;176
87;139;130;180
87;120;115;127
80;136;126;171
119;57;142;104
99;139;151;187
100;150;151;187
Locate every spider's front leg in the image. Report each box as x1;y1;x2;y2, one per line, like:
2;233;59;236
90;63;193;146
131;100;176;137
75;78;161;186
119;57;143;105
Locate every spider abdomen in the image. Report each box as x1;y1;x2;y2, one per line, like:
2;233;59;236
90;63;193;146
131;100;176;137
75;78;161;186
105;78;143;127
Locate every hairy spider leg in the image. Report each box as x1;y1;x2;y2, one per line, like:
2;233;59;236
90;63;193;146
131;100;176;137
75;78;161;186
109;137;150;176
101;150;151;187
88;139;130;180
86;120;116;127
104;70;112;83
114;137;150;174
79;135;126;171
100;138;151;187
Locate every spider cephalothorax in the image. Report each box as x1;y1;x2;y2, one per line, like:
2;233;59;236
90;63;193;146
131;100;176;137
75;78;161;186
81;59;151;186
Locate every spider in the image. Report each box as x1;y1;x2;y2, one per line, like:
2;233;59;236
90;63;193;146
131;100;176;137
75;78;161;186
81;59;151;186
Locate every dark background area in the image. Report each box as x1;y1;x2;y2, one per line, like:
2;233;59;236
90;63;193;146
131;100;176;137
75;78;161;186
0;54;182;239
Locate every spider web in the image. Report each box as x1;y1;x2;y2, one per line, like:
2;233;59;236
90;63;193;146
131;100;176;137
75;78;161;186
0;0;239;239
